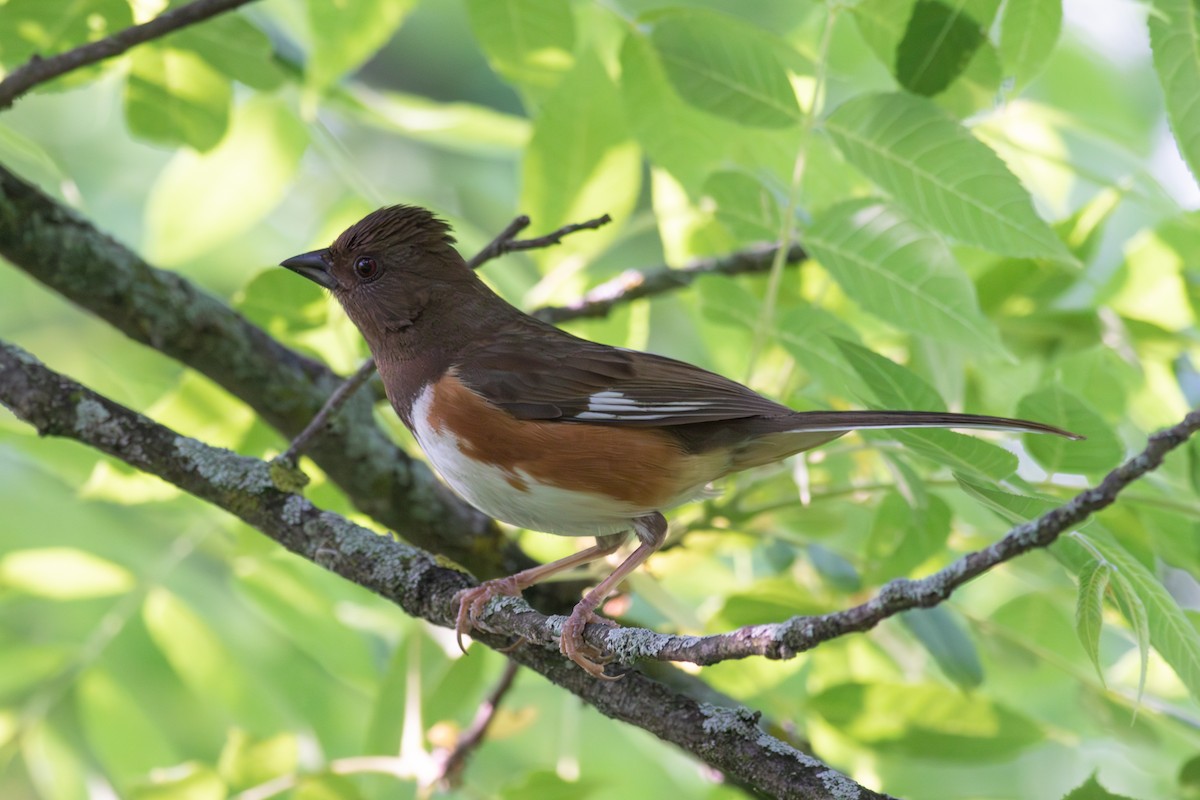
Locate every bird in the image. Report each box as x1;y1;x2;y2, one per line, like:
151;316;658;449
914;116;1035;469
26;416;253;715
281;205;1080;678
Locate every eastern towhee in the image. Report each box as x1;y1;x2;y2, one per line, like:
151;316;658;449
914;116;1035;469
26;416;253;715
282;205;1079;678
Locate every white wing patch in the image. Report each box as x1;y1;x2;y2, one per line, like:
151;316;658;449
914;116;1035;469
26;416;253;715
575;390;707;421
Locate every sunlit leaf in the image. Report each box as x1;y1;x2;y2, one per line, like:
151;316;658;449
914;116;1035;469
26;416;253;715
465;0;575;88
648;10;802;128
520;51;640;263
125;46;232;152
900;606;984;689
0;547;133;599
144;96;308;265
806;199;1006;353
998;0;1062;90
1148;0;1200;184
704;171;781;243
824;92;1076;263
809;682;1043;760
305;0;417;90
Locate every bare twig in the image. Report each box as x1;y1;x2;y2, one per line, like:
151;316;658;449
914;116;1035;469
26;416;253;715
467;214;612;269
533;242;808;324
466;215;532;269
0;0;261;110
272;357;376;468
0;338;889;800
435;660;520;789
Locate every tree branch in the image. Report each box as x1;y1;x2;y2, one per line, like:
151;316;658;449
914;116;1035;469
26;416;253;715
0;338;891;800
0;0;262;110
532;243;808;324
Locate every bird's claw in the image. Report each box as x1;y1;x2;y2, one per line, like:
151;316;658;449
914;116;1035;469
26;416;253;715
560;607;622;680
452;576;524;653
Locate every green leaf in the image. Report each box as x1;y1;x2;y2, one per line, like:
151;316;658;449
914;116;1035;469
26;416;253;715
809;682;1042;760
339;86;530;155
1148;0;1200;185
806;199;1006;353
808;544;862;593
1075;560;1111;684
824;92;1076;263
704;171;781;243
955;474;1058;524
305;0;417;90
142;588;282;727
896;1;987;96
465;0;575;88
168;13;285;91
234;269;328;336
865;491;952;581
1085;534;1200;704
520;52;640;262
0;0;132;69
775;306;866;395
900;606;984;689
125;46;232;152
619;29;734;190
1062;773;1139;800
713;578;828;629
78;670;179;787
851;0;917;69
145;96;309;265
998;0;1062;90
1016;385;1122;475
648;10;801;128
1109;564;1151;709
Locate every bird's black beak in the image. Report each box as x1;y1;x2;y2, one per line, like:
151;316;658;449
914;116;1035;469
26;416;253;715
280;249;338;290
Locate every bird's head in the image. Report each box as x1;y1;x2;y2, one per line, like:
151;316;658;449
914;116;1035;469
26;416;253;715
281;205;496;351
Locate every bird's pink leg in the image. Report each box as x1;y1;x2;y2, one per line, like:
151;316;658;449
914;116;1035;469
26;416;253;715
560;513;668;679
453;532;626;651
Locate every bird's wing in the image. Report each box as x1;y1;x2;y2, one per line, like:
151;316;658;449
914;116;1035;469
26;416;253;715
453;322;791;426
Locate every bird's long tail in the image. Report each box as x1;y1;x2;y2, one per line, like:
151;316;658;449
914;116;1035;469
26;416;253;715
783;410;1081;439
728;410;1081;472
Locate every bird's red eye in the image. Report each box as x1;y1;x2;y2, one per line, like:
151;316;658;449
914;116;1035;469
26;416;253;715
354;256;379;280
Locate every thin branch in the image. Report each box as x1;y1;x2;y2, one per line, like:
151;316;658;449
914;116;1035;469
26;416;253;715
272;357;376;469
467;213;612;269
0;338;890;800
465;215;531;269
435;660;520;789
0;0;261;110
533;242;808;324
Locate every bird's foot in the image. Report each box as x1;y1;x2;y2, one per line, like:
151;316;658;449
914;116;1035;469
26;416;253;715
452;575;525;652
560;605;621;680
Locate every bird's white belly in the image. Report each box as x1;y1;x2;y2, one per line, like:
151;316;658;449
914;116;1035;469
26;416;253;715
409;386;644;536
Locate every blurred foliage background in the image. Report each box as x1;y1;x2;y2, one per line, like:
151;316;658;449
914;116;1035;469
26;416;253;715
2;0;1200;798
